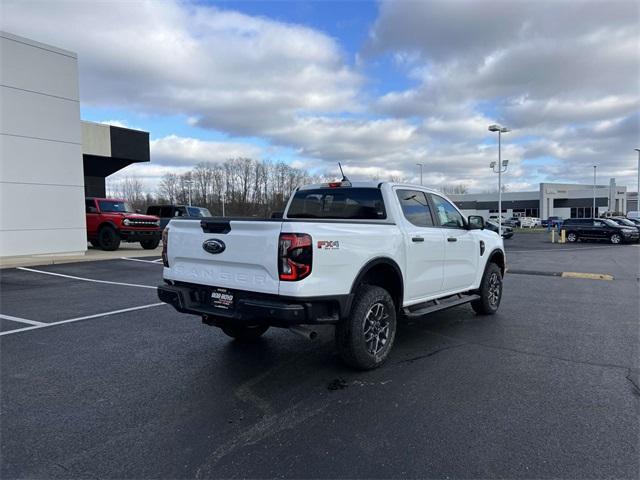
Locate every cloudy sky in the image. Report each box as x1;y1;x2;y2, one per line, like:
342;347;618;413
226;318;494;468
3;0;639;192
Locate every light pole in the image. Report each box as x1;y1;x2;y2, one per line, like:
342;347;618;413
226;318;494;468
593;166;597;218
185;179;193;206
488;124;510;236
416;163;423;185
635;149;640;212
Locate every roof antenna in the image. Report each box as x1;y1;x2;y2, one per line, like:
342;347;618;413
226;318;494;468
338;162;351;185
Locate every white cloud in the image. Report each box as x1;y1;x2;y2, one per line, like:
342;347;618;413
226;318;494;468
150;135;263;166
2;0;361;137
3;0;638;192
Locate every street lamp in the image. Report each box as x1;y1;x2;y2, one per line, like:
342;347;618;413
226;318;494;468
593;166;597;218
635;149;640;212
185;179;194;206
416;163;423;185
488;124;510;236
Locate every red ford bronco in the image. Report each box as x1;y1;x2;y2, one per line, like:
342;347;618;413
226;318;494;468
85;198;161;251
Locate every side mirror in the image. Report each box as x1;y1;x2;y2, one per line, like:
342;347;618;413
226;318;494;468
468;215;485;230
87;206;98;213
270;211;284;219
135;209;141;214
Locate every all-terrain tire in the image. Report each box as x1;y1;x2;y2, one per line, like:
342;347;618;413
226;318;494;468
335;285;397;370
221;324;269;341
97;225;121;251
140;239;160;249
471;262;503;315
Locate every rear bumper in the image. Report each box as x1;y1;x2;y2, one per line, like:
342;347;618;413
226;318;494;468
157;281;352;327
120;230;161;242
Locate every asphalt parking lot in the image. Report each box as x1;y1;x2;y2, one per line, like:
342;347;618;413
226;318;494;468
1;234;638;479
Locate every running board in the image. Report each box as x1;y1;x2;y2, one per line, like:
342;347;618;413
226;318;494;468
402;293;480;319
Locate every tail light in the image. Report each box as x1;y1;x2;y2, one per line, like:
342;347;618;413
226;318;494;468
279;233;312;281
162;227;169;267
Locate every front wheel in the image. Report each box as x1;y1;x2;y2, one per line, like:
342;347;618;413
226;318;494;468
471;263;503;315
97;226;121;251
610;233;622;245
566;231;578;243
221;324;269;341
335;285;397;370
140;238;160;249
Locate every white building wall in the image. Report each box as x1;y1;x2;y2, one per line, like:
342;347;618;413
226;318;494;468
0;32;86;257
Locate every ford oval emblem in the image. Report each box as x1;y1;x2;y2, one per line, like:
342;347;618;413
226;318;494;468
202;239;226;254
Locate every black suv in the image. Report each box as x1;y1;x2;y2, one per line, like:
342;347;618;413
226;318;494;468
562;218;639;244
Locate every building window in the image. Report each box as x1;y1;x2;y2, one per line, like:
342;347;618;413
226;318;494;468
571;207;593;218
525;208;539;217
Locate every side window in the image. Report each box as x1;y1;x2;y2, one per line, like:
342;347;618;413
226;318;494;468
396;190;434;227
430;194;465;229
593;220;604;227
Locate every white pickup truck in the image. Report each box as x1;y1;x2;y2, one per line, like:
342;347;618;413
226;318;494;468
158;181;505;369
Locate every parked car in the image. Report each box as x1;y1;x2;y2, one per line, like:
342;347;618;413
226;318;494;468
610;217;640;240
485;220;514;239
623;217;640;226
158;181;506;370
488;214;506;223
542;216;563;228
146;205;212;230
562;218;639;244
520;217;541;228
86;198;161;251
503;216;521;228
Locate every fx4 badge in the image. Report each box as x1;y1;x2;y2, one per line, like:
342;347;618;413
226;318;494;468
317;240;339;250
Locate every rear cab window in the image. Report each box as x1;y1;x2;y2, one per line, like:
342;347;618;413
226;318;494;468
286;188;386;220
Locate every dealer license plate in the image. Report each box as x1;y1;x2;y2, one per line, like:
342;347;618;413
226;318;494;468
210;288;234;310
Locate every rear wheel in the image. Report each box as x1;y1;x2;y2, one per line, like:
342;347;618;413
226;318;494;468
610;233;622;245
566;231;578;243
221;324;269;341
471;263;502;315
140;238;160;249
97;225;121;251
335;285;397;370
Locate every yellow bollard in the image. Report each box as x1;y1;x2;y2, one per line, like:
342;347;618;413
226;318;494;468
551;229;555;243
560;229;566;244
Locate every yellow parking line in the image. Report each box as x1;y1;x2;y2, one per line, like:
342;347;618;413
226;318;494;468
561;272;614;281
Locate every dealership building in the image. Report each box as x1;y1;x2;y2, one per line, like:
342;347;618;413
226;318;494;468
1;31;150;259
449;180;631;220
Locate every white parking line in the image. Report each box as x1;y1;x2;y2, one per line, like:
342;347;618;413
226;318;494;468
152;258;164;263
0;302;166;337
0;314;46;326
120;257;163;265
17;267;157;289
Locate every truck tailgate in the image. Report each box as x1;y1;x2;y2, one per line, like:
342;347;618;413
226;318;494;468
164;219;282;294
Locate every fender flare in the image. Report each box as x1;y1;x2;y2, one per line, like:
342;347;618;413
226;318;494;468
347;257;404;314
484;248;506;276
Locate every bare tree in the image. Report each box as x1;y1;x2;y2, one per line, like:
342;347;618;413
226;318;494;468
440;183;469;195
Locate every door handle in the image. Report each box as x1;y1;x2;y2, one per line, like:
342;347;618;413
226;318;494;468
447;237;457;242
412;237;424;242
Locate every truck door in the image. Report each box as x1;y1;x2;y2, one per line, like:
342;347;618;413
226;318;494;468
85;199;99;237
394;189;445;302
429;193;478;292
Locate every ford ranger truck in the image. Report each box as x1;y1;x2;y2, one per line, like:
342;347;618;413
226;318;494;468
158;182;506;370
86;197;162;251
